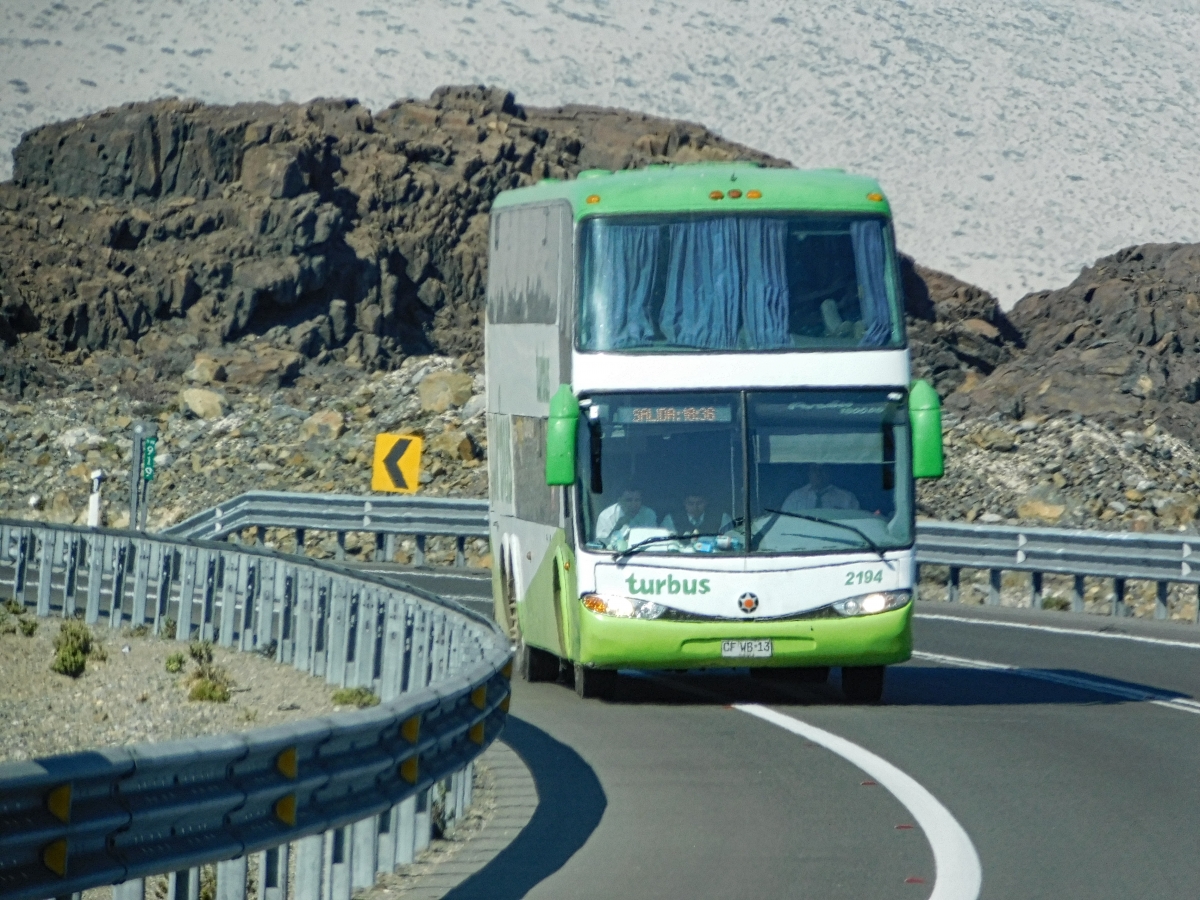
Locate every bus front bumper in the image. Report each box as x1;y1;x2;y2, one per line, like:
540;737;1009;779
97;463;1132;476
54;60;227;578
576;603;912;670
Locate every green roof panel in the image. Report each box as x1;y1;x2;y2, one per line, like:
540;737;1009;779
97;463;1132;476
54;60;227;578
491;164;892;219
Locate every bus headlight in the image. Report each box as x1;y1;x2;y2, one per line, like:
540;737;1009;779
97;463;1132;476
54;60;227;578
832;590;911;617
581;593;667;620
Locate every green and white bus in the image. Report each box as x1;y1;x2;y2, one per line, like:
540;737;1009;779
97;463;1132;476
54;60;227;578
484;163;942;702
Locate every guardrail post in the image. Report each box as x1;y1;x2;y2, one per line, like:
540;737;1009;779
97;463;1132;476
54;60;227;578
350;816;377;890
216;856;247;900
324;827;352;900
335;532;346;562
1113;578;1127;617
1030;572;1043;610
294;834;323;900
414;535;426;567
1155;581;1169;620
36;529;54;617
85;534;104;624
455;536;466;568
295;528;306;555
376;808;396;875
414;790;432;855
260;844;288;900
113;878;145;900
168;868;200;900
384;533;397;563
948;566;960;604
395;795;417;865
1071;575;1085;612
988;569;1001;606
256;526;266;546
372;533;384;563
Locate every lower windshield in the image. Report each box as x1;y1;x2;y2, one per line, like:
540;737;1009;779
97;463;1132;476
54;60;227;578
748;391;912;554
578;392;745;555
576;389;913;556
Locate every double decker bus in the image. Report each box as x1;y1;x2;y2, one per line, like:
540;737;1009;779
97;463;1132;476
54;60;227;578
484;163;942;702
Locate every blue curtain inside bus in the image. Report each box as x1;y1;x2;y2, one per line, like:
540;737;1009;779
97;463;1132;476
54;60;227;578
850;220;892;348
578;216;900;352
581;222;662;349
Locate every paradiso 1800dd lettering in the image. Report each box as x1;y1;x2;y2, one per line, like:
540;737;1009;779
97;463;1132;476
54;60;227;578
626;574;711;596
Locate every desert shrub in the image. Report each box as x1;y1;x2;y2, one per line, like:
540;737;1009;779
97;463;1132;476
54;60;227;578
19;618;38;637
0;616;16;635
1042;595;1072;611
51;620;99;677
4;599;24;615
160;617;177;638
188;678;231;703
128;624;150;638
189;640;214;665
331;686;380;708
52;645;86;677
165;652;186;673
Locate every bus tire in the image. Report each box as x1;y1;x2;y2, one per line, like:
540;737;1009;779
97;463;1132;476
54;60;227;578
841;665;885;703
517;641;560;683
573;664;617;700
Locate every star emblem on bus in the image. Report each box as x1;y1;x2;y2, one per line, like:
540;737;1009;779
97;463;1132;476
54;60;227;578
737;592;759;614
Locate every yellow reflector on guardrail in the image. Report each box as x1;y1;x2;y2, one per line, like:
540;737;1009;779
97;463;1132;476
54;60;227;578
469;722;485;745
42;840;67;876
401;756;419;784
274;794;297;826
402;716;420;744
276;747;298;779
46;784;71;824
471;686;487;710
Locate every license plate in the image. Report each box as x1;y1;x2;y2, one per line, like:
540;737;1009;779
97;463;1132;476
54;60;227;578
721;639;773;659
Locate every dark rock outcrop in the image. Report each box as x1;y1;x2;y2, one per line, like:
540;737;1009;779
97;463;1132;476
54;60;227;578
0;87;781;378
958;243;1200;445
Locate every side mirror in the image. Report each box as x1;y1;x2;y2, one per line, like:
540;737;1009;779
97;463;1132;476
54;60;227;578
546;384;579;486
909;379;943;478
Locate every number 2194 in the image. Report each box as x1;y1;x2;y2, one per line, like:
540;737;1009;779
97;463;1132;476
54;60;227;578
845;569;883;586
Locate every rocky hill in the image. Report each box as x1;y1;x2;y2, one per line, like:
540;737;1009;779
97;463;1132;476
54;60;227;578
1;86;1197;541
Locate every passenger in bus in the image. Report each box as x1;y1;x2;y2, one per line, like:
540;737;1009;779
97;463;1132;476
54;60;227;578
781;464;860;511
595;488;658;544
661;492;732;535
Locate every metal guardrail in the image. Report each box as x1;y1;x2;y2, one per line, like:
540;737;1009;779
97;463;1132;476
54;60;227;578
164;492;490;567
166;491;1200;621
0;518;513;900
916;520;1200;620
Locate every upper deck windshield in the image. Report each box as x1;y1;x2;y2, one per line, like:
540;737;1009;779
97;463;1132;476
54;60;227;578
577;389;914;556
577;213;904;353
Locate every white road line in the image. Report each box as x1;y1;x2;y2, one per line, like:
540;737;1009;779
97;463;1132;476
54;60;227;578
737;704;982;900
916;612;1200;650
912;650;1200;717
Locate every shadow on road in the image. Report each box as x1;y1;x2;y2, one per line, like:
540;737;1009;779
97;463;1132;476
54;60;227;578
441;716;606;900
559;664;1193;709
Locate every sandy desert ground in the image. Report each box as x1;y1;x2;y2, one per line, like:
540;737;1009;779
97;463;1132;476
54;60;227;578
1;0;1197;306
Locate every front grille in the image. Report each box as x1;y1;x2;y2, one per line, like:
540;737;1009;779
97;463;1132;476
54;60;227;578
656;604;841;623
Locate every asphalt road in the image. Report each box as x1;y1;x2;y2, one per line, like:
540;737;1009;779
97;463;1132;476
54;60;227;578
428;599;1200;900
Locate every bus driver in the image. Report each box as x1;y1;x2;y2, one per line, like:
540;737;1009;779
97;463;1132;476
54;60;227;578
781;464;860;511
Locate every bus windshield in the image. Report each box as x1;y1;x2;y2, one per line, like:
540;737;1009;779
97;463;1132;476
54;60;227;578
577;213;904;353
577;389;913;556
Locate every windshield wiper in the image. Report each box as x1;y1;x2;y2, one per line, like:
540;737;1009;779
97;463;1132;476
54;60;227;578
614;531;726;560
763;509;886;560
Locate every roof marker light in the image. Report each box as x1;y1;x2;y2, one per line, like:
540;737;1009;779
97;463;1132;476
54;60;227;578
747;189;762;199
728;189;742;198
586;194;601;204
710;190;724;200
867;192;884;202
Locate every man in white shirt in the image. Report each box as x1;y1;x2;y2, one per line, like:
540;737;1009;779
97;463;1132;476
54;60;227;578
594;488;658;545
781;464;860;512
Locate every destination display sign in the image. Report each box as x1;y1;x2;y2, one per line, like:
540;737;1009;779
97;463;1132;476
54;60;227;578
615;405;732;424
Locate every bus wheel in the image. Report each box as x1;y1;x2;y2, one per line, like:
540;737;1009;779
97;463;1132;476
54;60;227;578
841;665;885;703
516;641;560;683
573;664;617;700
